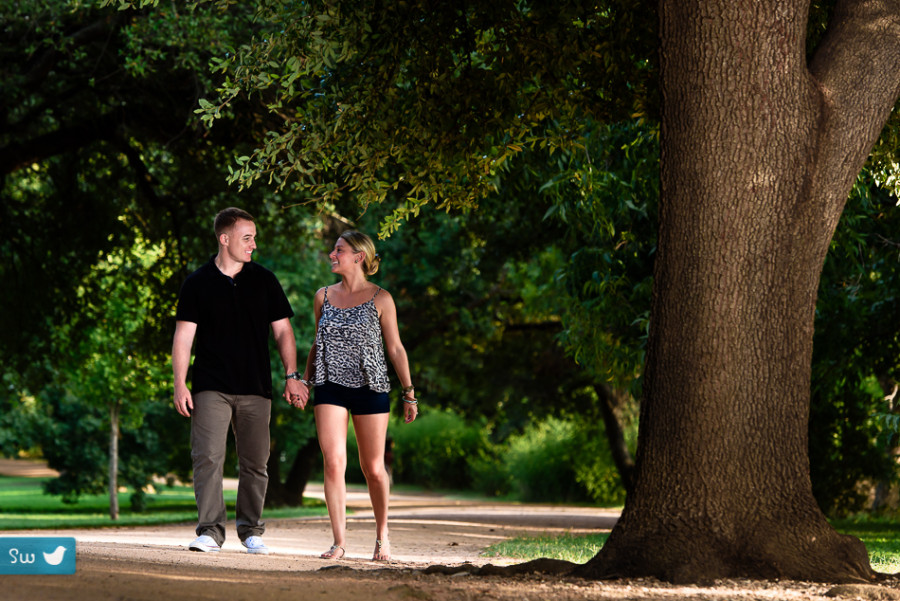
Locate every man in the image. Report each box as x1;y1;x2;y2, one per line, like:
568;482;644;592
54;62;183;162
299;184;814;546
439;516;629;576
172;207;309;555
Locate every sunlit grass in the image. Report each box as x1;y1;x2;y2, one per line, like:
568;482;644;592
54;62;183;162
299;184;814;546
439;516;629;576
485;532;609;563
832;517;900;574
0;476;325;529
485;521;900;574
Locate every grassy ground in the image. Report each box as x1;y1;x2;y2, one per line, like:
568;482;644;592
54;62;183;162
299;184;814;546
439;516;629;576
0;476;325;529
486;520;900;573
3;475;898;574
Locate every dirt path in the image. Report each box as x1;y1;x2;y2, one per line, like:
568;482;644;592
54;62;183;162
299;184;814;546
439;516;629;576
0;459;888;600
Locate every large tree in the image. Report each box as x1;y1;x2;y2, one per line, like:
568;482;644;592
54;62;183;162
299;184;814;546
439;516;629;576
580;0;900;583
186;0;900;583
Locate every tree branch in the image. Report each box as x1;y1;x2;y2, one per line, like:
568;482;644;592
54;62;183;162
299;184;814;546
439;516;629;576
0;112;121;175
594;382;635;495
809;0;900;207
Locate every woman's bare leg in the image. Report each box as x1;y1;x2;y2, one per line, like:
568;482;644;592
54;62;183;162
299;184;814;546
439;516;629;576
353;412;391;560
315;404;350;558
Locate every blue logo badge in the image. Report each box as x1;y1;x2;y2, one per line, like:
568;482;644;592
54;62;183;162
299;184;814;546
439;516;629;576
0;537;76;574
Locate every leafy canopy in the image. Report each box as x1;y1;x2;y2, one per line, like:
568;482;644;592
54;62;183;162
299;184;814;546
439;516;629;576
130;0;658;236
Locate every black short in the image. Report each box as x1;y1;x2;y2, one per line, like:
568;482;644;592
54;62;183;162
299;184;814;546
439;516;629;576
312;381;390;415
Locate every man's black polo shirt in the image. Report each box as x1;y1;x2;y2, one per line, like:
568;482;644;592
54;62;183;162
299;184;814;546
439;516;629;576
175;257;294;398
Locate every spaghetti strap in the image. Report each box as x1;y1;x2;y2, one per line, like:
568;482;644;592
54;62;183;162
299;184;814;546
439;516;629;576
323;286;329;303
372;286;382;300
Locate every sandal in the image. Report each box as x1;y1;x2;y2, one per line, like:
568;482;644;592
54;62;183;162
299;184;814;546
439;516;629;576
373;539;390;562
320;544;345;560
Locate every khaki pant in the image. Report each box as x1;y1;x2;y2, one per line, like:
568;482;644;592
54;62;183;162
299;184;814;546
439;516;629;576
191;391;271;545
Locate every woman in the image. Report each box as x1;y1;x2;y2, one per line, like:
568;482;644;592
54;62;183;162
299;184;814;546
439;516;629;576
295;230;418;562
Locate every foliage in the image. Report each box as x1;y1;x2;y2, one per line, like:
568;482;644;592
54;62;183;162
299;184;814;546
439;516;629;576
541;121;658;394
19;233;172;507
180;0;658;236
504;417;587;503
810;170;900;515
0;1;331;505
388;409;496;491
1;0;259;376
3;0;899;521
503;415;626;505
374;407;628;505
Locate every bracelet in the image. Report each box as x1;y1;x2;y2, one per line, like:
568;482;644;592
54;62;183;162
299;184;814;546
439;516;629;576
403;398;418;405
300;379;313;388
285;371;302;381
402;385;415;394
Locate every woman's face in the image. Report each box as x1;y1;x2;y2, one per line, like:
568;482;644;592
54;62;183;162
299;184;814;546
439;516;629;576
329;238;362;273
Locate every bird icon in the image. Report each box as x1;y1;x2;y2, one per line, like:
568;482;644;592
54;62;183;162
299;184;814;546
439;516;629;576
42;546;67;566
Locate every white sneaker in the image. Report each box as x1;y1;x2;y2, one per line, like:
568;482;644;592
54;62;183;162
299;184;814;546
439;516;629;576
189;535;220;552
242;536;270;555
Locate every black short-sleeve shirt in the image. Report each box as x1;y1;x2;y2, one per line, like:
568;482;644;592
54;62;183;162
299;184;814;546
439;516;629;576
175;257;294;398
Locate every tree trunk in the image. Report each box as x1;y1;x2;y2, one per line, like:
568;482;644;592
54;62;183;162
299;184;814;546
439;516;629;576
265;436;319;508
109;401;119;521
578;0;900;583
595;383;635;495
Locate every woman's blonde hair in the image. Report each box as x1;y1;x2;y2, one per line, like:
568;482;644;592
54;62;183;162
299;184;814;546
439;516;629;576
339;230;381;276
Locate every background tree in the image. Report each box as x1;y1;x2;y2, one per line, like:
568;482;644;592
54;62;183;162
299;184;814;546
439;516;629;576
0;1;326;507
40;235;172;515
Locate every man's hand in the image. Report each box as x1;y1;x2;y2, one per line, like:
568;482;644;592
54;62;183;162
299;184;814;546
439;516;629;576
284;378;309;409
174;382;194;417
172;320;197;418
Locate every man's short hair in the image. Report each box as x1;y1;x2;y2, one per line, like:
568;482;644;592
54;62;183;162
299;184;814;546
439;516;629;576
214;207;254;237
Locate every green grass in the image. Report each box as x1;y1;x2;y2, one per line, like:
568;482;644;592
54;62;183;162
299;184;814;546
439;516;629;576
0;476;326;529
485;532;609;563
485;520;900;573
832;517;900;573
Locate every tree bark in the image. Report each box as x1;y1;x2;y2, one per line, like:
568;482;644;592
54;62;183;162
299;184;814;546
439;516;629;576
578;0;900;583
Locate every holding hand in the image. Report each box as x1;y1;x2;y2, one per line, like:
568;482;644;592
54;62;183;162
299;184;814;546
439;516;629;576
283;372;310;409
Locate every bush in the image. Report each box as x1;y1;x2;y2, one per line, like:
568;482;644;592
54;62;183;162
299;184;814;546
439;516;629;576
504;416;588;503
573;427;628;507
502;415;627;505
468;448;513;498
334;409;627;507
389;408;494;490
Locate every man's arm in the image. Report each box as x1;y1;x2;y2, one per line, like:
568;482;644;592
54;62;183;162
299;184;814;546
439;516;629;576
271;317;308;408
172;320;198;418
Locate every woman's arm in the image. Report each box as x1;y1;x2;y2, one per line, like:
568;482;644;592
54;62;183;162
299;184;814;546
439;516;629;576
378;290;412;389
377;290;418;423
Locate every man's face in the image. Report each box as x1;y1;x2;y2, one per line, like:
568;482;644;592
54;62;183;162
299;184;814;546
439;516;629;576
223;218;257;263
